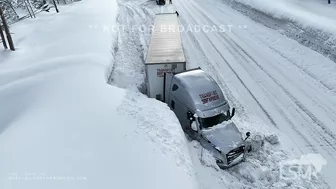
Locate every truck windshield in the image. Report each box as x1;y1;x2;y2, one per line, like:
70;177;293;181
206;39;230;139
198;113;229;128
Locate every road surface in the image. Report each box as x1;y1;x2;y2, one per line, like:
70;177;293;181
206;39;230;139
174;0;336;187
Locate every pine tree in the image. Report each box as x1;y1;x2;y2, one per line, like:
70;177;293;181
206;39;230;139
0;5;14;51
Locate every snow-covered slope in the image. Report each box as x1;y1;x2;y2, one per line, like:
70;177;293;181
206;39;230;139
0;1;198;189
0;66;197;189
221;0;336;62
230;0;336;33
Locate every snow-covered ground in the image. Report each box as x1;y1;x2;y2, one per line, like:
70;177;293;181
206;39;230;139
230;0;336;33
2;0;336;188
222;0;336;62
0;0;198;189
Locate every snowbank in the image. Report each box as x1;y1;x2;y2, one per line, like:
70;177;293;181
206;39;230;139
0;65;198;189
0;0;198;189
223;0;336;62
231;0;336;34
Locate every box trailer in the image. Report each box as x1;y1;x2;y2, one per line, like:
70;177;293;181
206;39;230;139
145;13;186;101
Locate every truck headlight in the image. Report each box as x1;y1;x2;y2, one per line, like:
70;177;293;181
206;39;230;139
216;159;223;163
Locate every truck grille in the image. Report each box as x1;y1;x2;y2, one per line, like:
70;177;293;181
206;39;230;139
226;146;245;165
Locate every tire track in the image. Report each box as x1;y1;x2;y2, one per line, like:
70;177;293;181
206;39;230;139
206;0;336;120
181;0;320;153
189;0;336;153
177;3;330;188
177;0;279;128
180;19;248;117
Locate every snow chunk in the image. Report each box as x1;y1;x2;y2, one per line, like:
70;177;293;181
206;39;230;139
246;134;265;152
265;134;280;145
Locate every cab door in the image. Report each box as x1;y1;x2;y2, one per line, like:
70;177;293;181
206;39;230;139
168;81;190;130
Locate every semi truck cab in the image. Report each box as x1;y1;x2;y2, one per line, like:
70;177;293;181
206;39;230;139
164;68;250;168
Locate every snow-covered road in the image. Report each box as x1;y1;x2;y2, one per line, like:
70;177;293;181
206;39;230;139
173;0;336;187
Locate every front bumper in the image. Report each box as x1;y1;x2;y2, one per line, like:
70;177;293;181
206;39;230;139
215;146;246;169
216;153;245;169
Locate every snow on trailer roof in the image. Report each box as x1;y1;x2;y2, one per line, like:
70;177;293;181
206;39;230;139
174;69;230;114
145;13;186;64
174;68;219;92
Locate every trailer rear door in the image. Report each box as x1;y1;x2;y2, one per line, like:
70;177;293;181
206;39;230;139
145;13;186;101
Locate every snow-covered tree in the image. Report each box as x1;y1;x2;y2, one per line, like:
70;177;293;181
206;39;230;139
0;0;19;23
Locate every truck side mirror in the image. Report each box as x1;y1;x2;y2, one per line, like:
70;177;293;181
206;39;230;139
187;111;195;122
244;132;251;141
246;132;251;137
231;108;235;118
187;111;198;131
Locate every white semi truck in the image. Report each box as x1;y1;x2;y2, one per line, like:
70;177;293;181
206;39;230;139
145;13;251;169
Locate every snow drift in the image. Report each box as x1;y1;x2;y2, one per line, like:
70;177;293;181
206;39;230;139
0;0;198;189
222;0;336;62
227;0;336;34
